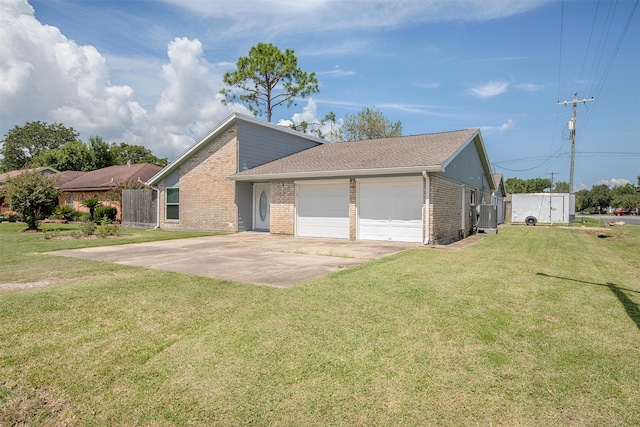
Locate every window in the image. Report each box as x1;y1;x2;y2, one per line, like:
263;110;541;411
470;189;477;206
67;194;74;206
166;188;179;220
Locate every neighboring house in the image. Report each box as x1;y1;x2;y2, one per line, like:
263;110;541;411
491;173;507;224
56;163;162;221
0;167;59;214
148;113;495;245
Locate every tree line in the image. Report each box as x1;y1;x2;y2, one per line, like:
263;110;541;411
0;121;168;173
506;176;640;211
505;177;570;194
575;180;640;212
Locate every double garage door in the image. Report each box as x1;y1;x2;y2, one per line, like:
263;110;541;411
296;178;423;243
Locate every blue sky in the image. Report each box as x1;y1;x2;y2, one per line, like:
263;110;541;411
1;0;638;189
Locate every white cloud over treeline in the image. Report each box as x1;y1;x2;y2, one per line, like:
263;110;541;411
0;0;238;160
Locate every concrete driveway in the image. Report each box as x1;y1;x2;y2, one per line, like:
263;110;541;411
49;233;418;287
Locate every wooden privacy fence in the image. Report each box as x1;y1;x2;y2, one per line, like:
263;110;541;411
122;189;157;228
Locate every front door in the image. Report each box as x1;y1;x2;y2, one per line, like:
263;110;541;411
254;183;270;231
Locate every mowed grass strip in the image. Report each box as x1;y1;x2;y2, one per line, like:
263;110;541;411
1;223;639;425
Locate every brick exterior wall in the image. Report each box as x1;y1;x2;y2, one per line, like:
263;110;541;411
428;174;489;244
349;179;356;240
270;181;295;235
159;125;238;232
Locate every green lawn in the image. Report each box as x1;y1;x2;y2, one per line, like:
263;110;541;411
1;222;639;426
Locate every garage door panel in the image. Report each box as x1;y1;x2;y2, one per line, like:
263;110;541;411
297;182;349;239
358;179;423;243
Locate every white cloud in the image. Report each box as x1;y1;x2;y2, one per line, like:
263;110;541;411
0;0;239;161
278;98;343;141
468;81;509;98
0;0;143;138
596;178;631;188
414;81;441;89
516;82;544;92
163;0;544;37
480;119;515;135
317;66;356;77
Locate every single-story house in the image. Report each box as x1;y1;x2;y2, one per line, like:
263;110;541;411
0;167;60;214
56;163;162;221
148;113;495;245
491;173;507;224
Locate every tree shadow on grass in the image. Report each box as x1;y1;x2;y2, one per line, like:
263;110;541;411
537;272;640;331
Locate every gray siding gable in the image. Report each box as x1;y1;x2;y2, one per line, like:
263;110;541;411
441;141;491;190
147;112;325;186
237;121;323;171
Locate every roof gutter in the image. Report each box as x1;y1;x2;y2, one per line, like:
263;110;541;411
229;165;443;182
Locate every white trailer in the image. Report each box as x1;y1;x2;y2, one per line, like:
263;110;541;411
511;193;575;225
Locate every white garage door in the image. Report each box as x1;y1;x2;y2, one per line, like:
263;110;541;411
297;181;349;239
358;178;423;243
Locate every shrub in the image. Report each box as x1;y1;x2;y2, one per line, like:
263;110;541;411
80;222;96;236
43;229;60;240
80;197;101;221
94;206;117;223
52;205;78;221
96;224;120;238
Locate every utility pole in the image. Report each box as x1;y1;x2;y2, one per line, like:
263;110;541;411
547;172;558;193
557;93;594;224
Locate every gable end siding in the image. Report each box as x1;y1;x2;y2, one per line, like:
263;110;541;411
441;142;490;190
237;122;322;171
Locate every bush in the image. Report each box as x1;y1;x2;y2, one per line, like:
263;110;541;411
43;229;60;240
78;212;91;222
94;206;117;223
52;205;78;221
80;222;96;236
96;224;120;238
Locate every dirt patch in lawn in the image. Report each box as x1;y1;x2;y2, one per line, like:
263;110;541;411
0;279;57;291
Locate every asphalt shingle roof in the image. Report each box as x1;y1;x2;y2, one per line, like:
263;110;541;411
56;163;162;191
232;129;479;178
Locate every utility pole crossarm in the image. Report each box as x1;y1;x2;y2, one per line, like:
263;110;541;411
557;96;594;106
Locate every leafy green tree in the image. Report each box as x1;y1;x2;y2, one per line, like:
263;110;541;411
505;177;550;194
575;189;591;212
88;136;113;170
0;121;80;172
554;181;570;193
589;184;612;211
505;177;526;194
342;107;402;141
110;142;168;167
32;140;92;171
290;112;343;142
4;172;60;230
220;43;319;122
611;183;639;209
81;197;102;221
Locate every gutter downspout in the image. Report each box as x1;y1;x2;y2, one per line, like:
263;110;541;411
422;171;430;245
151;186;160;229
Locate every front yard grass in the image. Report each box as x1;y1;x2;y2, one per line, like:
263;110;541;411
1;222;639;425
